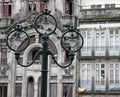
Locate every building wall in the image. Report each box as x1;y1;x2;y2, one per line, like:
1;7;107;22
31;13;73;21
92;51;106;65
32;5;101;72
0;0;120;97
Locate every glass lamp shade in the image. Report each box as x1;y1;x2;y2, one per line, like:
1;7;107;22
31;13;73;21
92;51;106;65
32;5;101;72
42;17;50;31
14;33;21;48
69;34;77;48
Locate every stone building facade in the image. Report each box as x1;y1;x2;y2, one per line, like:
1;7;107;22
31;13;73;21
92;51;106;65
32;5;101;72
0;0;120;97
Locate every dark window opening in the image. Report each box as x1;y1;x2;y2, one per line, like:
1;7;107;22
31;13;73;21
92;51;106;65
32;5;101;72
28;77;34;83
28;2;37;12
8;5;11;16
0;83;8;97
69;2;72;15
29;4;32;11
65;0;74;15
3;3;12;16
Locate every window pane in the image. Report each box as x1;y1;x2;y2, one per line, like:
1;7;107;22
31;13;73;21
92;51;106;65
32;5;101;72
115;70;119;84
50;83;57;97
4;85;7;97
110;70;114;85
101;64;105;68
110;64;113;68
15;83;22;97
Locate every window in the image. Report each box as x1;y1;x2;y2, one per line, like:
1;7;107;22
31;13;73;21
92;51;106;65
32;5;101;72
27;77;34;97
65;0;74;15
0;83;8;97
95;30;106;56
28;0;40;12
91;5;101;9
95;63;105;90
2;1;12;17
28;1;37;12
105;4;115;8
62;83;73;97
4;0;12;2
50;83;57;97
110;63;120;86
1;48;7;65
109;30;120;55
81;30;92;56
15;83;22;97
96;31;105;50
28;0;45;12
81;63;91;90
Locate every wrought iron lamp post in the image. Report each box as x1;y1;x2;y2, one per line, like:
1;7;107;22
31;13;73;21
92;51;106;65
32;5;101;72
6;8;84;97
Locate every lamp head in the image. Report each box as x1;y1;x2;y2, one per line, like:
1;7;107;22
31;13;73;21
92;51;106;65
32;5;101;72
14;32;21;49
69;33;77;50
42;16;50;31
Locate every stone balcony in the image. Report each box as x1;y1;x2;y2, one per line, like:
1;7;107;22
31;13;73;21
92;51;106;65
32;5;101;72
61;15;77;29
0;18;13;29
79;7;120;23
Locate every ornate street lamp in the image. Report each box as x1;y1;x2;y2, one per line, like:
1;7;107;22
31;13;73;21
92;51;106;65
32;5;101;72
6;8;84;97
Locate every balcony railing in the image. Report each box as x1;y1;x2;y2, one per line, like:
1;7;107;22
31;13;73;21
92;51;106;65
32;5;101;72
80;80;120;91
80;46;120;58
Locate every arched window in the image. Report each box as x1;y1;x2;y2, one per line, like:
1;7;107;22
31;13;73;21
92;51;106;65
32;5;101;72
38;77;41;97
27;76;34;97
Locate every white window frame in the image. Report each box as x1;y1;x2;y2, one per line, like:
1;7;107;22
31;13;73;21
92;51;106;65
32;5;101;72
109;29;120;56
95;63;106;90
81;30;92;56
81;63;91;90
95;30;106;56
109;63;120;90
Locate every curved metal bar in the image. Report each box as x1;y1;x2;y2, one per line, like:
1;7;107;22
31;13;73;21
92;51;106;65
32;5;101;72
50;51;74;68
60;27;84;53
15;48;43;67
6;26;30;52
34;9;57;36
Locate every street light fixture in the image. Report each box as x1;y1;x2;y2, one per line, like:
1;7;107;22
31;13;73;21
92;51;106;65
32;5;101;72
6;8;84;97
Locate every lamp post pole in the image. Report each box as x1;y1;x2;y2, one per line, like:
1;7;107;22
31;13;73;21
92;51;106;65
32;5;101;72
41;34;49;97
6;8;84;97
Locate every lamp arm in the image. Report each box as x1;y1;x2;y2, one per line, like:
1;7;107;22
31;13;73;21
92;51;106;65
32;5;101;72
50;51;75;68
15;49;43;67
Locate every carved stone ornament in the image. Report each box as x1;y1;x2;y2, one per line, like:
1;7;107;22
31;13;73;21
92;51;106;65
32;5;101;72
0;65;9;77
64;65;74;75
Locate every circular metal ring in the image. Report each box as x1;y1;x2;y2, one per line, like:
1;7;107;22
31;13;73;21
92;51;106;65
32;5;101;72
60;29;84;53
6;28;30;52
34;9;57;36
